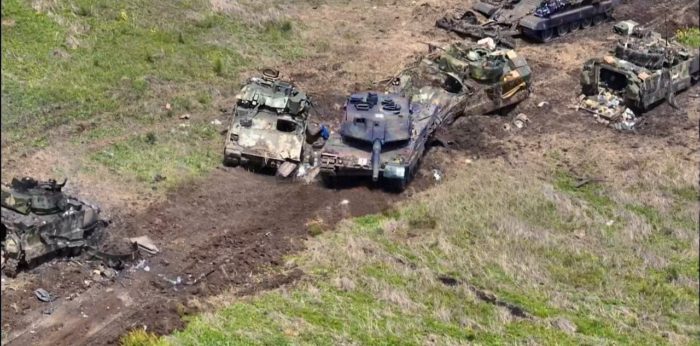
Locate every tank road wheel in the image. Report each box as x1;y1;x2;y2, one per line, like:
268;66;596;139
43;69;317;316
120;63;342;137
386;176;408;193
592;14;605;26
321;175;336;189
223;157;240;167
539;28;554;42
571;20;582;31
556;23;570;37
4;258;19;278
580;17;593;28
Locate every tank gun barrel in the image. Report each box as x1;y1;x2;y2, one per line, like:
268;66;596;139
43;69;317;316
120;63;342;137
371;140;382;182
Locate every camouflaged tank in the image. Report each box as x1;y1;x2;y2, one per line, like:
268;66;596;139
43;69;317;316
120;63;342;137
319;42;532;190
437;0;620;46
1;177;108;277
223;69;315;172
580;21;700;120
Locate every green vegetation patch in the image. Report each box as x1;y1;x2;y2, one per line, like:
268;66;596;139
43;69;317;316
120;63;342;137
677;27;700;48
126;159;698;345
89;123;219;184
2;0;305;156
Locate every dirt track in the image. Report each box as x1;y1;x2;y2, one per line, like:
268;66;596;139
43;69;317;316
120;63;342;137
2;168;405;345
1;0;698;345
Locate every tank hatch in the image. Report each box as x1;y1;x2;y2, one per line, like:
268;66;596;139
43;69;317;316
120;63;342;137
340;92;412;145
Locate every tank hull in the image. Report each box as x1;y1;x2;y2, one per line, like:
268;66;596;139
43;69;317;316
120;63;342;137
437;0;621;44
320;42;532;191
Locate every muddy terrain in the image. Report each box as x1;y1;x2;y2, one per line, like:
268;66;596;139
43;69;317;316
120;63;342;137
1;0;698;345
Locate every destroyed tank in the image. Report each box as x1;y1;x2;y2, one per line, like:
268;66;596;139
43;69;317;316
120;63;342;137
1;177;108;277
319;41;531;190
223;69;316;174
580;21;700;116
437;0;621;45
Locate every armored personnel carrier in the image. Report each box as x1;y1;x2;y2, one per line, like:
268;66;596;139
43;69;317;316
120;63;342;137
1;177;109;277
437;0;621;45
319;42;532;190
579;21;700;128
223;69;315;174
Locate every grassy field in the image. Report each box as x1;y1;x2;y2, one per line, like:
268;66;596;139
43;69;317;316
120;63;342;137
1;0;305;185
124;142;699;345
3;0;698;344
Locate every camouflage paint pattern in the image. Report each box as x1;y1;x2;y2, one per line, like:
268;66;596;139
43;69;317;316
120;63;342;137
437;0;620;44
580;22;700;111
320;41;532;190
2;177;107;276
223;73;310;168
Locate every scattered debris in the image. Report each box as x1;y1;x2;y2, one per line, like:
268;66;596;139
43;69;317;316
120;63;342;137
152;174;166;183
537;101;549;108
606;220;615;227
580;21;699;128
432;169;442;182
179;113;191;120
513;113;529;129
164;103;171;111
277;161;298;178
578;92;637;131
128;236;160;255
340;199;350;206
159;274;182;286
134;259;148;270
476;37;496;50
210;119;222;126
1;176;110;277
34;288;54;302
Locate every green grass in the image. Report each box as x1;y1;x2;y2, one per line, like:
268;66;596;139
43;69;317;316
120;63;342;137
125;158;698;345
89;122;219;185
677;27;700;48
2;0;305;183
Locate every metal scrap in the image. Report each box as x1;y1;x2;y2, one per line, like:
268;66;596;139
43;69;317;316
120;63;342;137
578;91;637;130
34;288;55;302
128;236;159;255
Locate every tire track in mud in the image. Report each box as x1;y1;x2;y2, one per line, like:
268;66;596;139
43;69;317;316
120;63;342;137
2;0;698;344
2;168;405;345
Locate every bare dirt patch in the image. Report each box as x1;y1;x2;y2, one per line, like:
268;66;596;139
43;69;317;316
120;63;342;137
1;0;698;344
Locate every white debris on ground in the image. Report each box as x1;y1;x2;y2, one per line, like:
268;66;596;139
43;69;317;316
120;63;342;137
477;37;496;50
577;91;637;131
513;113;529;129
210;119;222;126
128;236;160;255
432;169;442;182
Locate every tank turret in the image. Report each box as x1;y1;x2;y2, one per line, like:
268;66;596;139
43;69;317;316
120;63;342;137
2;176;107;277
340;92;412;181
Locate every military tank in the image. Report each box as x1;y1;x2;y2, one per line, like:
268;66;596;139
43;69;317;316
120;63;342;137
1;177;109;277
223;69;318;175
579;21;700;128
319;41;532;190
437;0;621;45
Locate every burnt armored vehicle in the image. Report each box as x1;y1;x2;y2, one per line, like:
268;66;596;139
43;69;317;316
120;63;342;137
1;177;108;277
579;21;700;129
223;69;315;174
319;42;532;190
437;0;621;45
